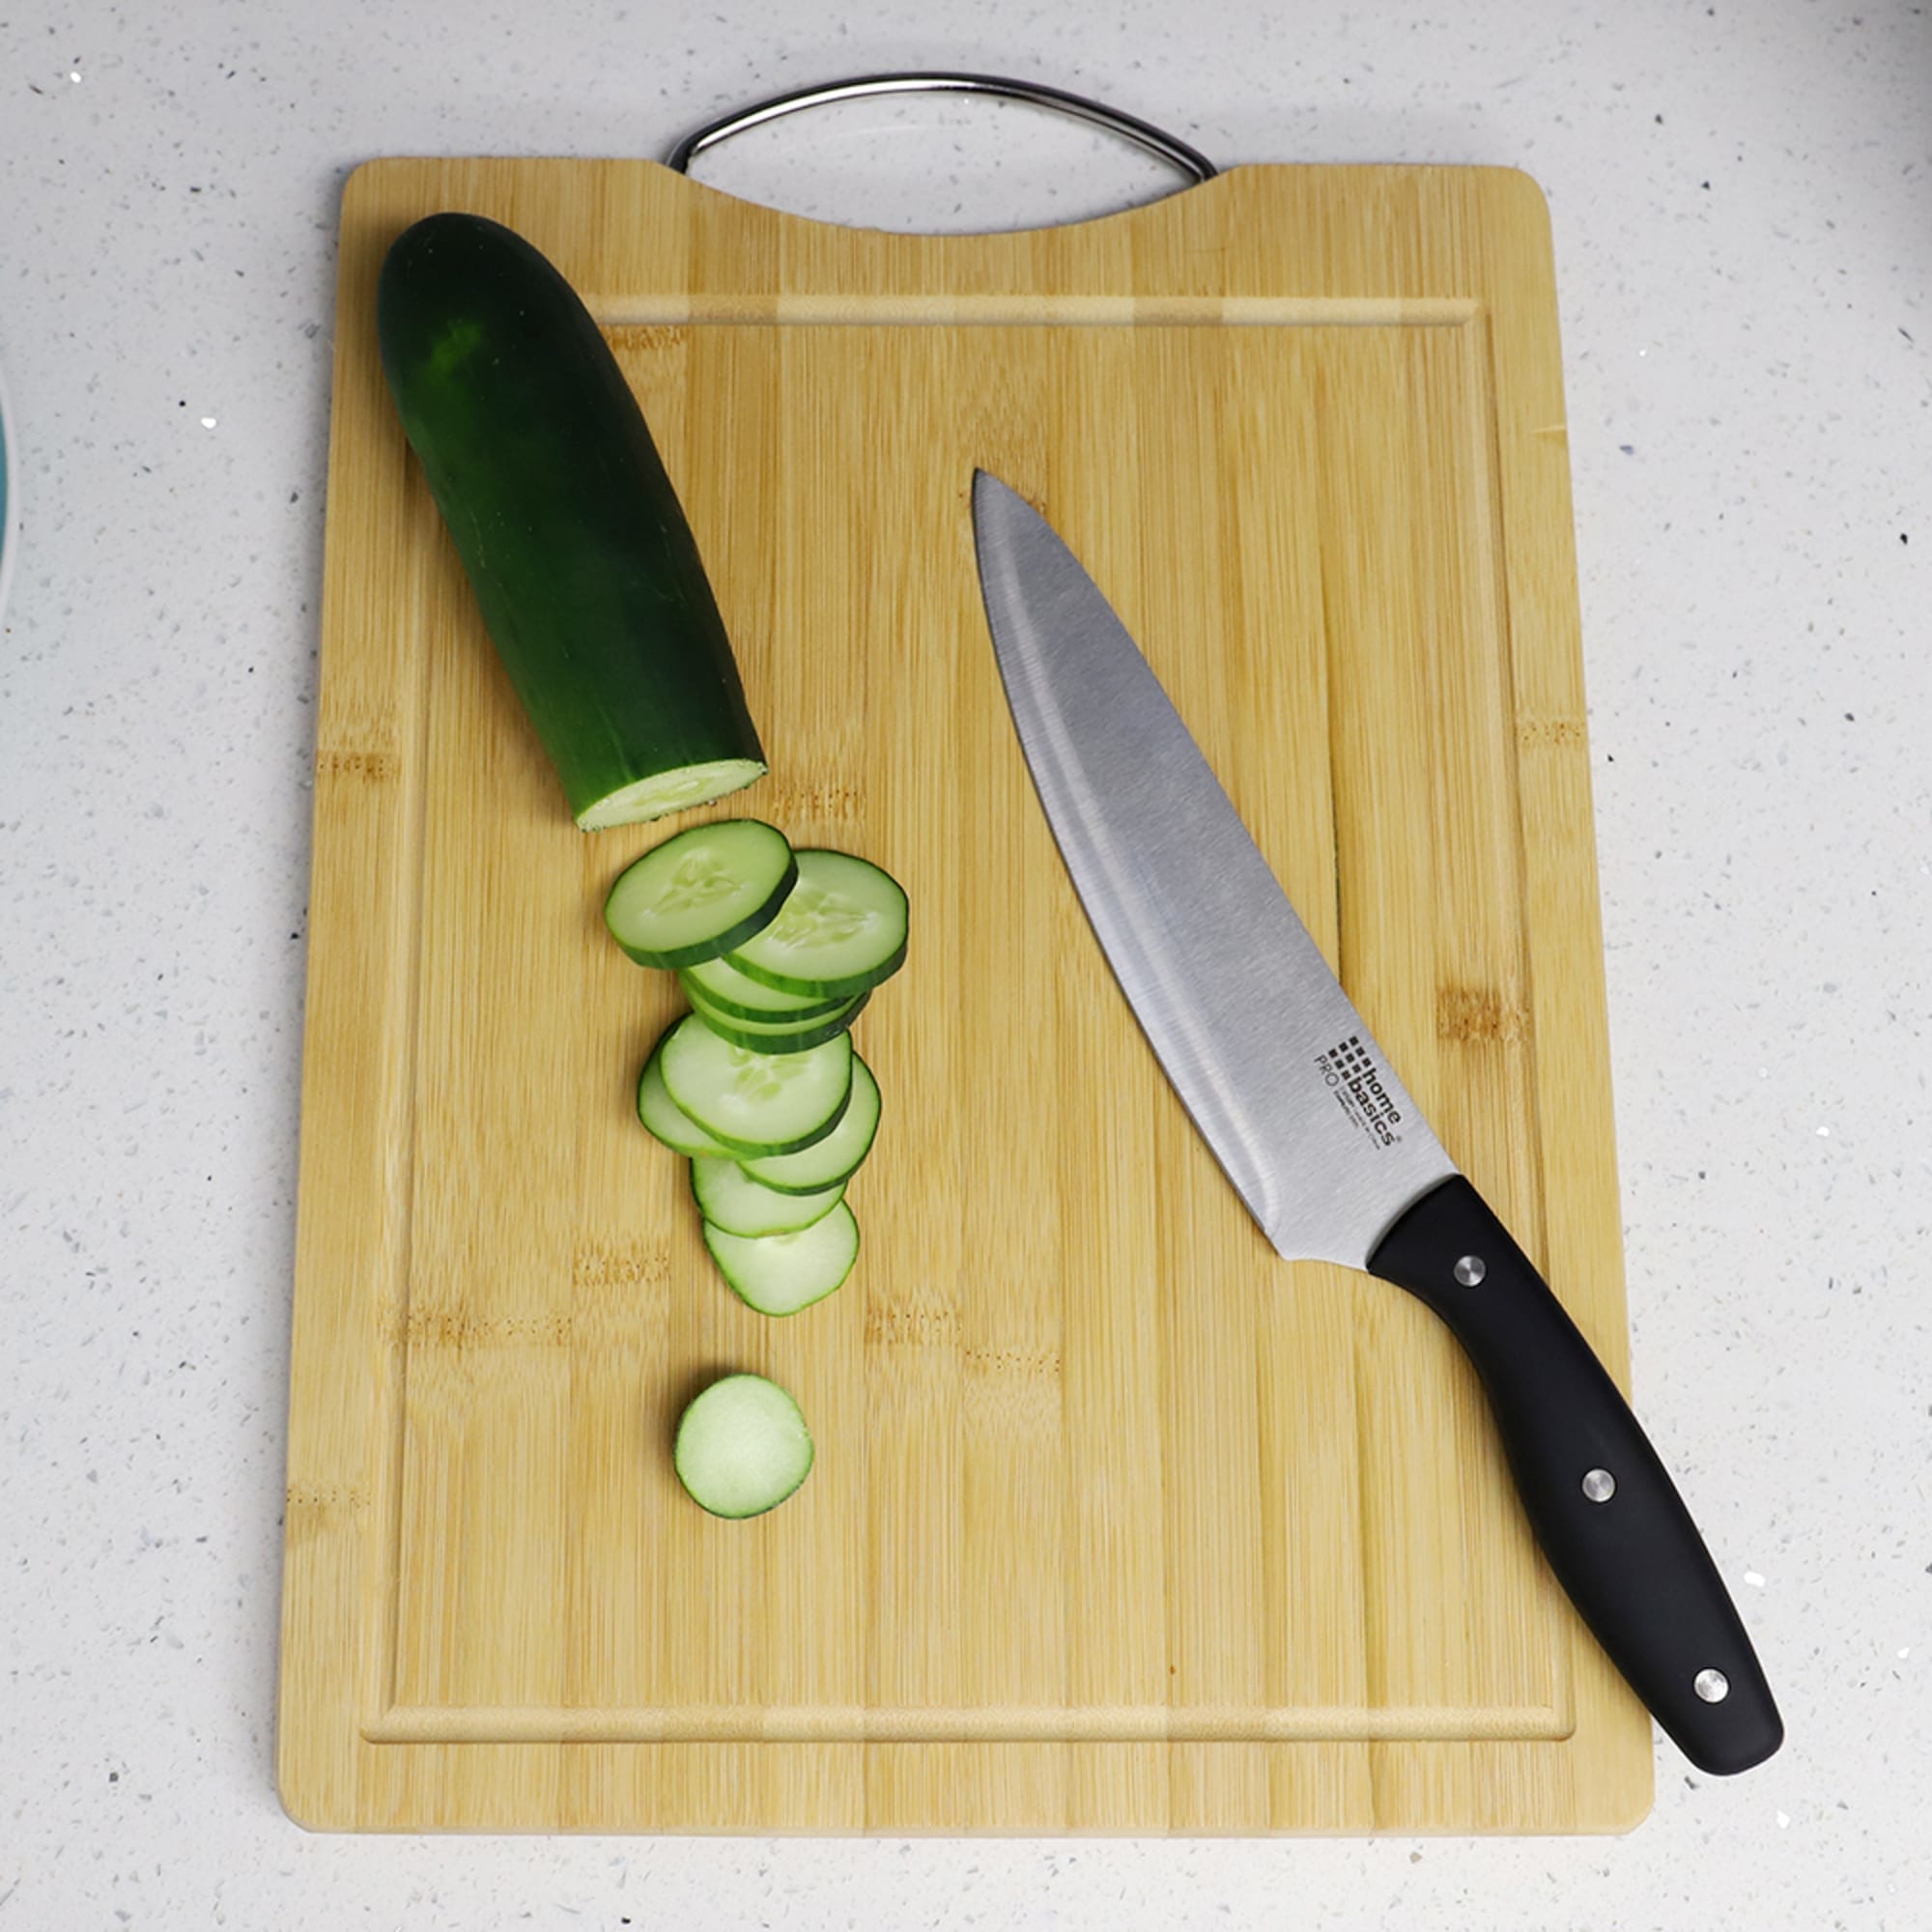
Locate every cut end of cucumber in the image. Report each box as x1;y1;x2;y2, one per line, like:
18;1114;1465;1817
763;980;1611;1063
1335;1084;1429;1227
673;1374;814;1519
576;759;767;832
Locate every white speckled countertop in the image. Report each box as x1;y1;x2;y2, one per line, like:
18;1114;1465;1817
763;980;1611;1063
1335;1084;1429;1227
2;0;1928;1922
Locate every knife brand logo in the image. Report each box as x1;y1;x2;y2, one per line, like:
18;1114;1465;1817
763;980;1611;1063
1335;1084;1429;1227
1315;1034;1404;1148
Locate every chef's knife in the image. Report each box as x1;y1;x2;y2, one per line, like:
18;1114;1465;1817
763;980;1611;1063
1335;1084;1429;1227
971;470;1781;1776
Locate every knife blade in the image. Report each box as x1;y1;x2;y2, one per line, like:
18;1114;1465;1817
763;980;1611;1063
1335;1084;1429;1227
971;469;1781;1776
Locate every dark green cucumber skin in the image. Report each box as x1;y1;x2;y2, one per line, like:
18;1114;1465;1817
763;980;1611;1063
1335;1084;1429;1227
724;933;909;1004
377;213;764;825
684;986;871;1055
677;963;852;1024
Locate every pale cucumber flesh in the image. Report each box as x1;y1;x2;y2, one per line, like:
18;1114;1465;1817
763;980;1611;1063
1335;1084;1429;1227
637;1035;730;1156
579;758;766;832
604;818;796;969
690;1157;845;1237
738;1056;881;1193
703;1202;860;1317
725;848;909;1000
658;1014;852;1155
672;1374;814;1518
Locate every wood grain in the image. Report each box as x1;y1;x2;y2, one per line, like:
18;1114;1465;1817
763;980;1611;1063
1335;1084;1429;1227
278;156;1653;1833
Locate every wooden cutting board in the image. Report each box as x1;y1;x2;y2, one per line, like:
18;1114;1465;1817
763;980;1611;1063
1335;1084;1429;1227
278;156;1654;1833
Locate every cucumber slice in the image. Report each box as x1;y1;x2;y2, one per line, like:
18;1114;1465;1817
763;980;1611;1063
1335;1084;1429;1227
690;1157;845;1236
637;1030;730;1156
673;1373;814;1518
658;1014;852;1156
724;849;909;1001
738;1056;881;1194
681;951;853;1021
703;1202;860;1317
685;984;870;1055
604;819;797;969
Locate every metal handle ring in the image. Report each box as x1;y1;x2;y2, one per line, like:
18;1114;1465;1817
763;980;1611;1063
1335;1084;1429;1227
667;71;1218;186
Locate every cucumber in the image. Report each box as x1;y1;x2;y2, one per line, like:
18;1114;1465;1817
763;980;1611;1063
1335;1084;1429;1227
681;951;853;1021
684;984;870;1055
637;1029;730;1156
725;849;909;1000
738;1056;881;1194
703;1202;860;1317
690;1157;845;1237
378;212;766;830
673;1374;814;1518
658;1013;852;1156
605;819;796;969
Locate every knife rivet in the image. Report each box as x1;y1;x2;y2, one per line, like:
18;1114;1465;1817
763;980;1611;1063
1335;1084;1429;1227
1694;1667;1731;1704
1453;1254;1487;1287
1581;1467;1617;1503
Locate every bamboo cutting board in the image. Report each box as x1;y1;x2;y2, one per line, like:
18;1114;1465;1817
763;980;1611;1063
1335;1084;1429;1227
279;156;1654;1833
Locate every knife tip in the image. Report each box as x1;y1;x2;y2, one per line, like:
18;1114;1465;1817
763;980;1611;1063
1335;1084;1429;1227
970;469;1031;541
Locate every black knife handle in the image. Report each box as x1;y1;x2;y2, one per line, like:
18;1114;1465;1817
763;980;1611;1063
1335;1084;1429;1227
1367;1176;1782;1776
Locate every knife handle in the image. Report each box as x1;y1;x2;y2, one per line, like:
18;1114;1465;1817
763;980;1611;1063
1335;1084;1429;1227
1367;1176;1782;1776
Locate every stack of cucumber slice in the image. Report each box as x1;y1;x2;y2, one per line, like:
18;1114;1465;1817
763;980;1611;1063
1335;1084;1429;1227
611;817;905;1518
609;817;906;1326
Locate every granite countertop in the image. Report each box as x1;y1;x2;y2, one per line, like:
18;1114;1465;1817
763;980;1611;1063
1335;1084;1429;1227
2;0;1927;1924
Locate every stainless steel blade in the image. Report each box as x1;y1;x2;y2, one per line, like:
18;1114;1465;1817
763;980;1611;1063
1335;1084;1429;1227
971;471;1458;1266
